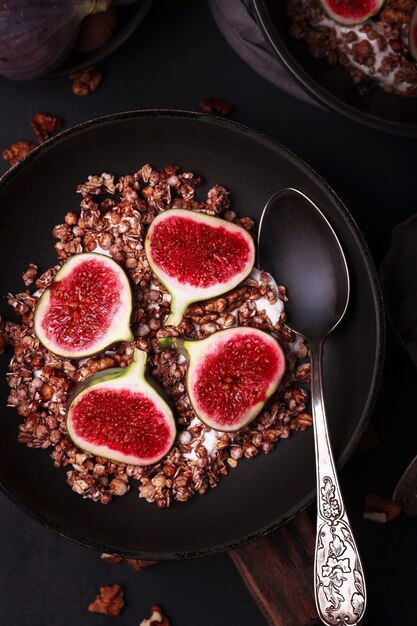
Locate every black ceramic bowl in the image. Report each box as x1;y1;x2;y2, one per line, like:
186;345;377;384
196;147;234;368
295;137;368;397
43;0;154;80
0;110;384;559
252;0;417;137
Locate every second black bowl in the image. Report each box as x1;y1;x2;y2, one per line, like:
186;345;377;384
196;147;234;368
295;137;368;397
252;0;417;137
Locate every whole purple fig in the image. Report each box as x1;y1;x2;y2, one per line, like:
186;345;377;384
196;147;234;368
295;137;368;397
0;0;110;80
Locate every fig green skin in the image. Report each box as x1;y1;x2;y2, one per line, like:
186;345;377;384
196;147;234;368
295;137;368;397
66;348;176;466
159;327;285;433
319;0;385;25
145;209;255;327
34;252;134;359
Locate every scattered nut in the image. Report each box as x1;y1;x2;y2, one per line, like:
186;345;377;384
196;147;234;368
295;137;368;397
200;98;235;117
2;141;36;165
127;558;158;571
88;584;125;616
31;112;63;144
364;493;402;523
140;605;170;626
100;553;124;564
71;67;103;96
99;553;158;570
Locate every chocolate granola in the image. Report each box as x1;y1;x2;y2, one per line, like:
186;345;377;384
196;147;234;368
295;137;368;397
287;0;417;97
3;164;312;507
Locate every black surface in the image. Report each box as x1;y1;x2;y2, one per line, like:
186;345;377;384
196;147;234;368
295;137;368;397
253;0;417;136
0;110;383;558
0;0;416;624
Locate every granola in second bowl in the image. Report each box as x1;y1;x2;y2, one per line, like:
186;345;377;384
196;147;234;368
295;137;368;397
3;163;312;507
287;0;417;97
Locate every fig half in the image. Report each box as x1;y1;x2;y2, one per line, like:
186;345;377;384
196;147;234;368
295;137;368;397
160;327;285;432
34;253;133;359
145;209;255;327
67;348;176;466
319;0;385;25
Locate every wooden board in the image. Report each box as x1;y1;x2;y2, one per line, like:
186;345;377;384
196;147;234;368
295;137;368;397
229;512;320;626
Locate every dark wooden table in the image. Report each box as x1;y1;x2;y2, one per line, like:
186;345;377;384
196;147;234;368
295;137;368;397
1;1;417;625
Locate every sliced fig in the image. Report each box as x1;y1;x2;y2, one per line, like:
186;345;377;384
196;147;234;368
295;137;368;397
319;0;385;25
160;327;285;432
410;5;417;62
67;348;176;465
145;209;255;326
34;253;133;359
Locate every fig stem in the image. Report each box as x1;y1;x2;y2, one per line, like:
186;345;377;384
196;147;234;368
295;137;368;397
158;337;177;350
157;337;186;352
158;337;174;350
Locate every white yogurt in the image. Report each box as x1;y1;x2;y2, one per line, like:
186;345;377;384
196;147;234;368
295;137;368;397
183;417;221;460
249;268;284;325
93;244;112;257
254;296;284;326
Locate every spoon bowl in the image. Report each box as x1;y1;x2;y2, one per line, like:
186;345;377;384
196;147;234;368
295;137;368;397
258;187;350;342
258;188;366;626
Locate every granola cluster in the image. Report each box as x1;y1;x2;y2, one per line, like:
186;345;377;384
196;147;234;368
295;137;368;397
3;164;312;507
287;0;417;96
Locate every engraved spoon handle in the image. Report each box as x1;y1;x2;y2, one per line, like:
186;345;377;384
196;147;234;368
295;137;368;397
310;340;366;625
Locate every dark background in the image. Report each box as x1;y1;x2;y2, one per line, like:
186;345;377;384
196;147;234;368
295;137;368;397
1;1;417;625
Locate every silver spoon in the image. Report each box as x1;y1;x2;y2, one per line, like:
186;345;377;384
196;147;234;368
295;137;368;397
258;188;366;625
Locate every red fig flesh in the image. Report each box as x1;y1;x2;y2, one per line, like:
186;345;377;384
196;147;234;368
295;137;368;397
67;349;176;466
162;327;285;432
34;253;133;358
145;209;255;326
319;0;385;25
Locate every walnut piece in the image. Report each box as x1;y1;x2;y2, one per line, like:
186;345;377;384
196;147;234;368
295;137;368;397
100;553;124;564
140;605;170;626
2;141;36;165
71;67;103;96
364;493;402;523
88;584;125;616
31;113;63;144
200;98;235;117
127;558;158;571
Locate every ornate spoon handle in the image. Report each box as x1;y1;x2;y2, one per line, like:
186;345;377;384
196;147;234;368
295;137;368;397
310;341;366;625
